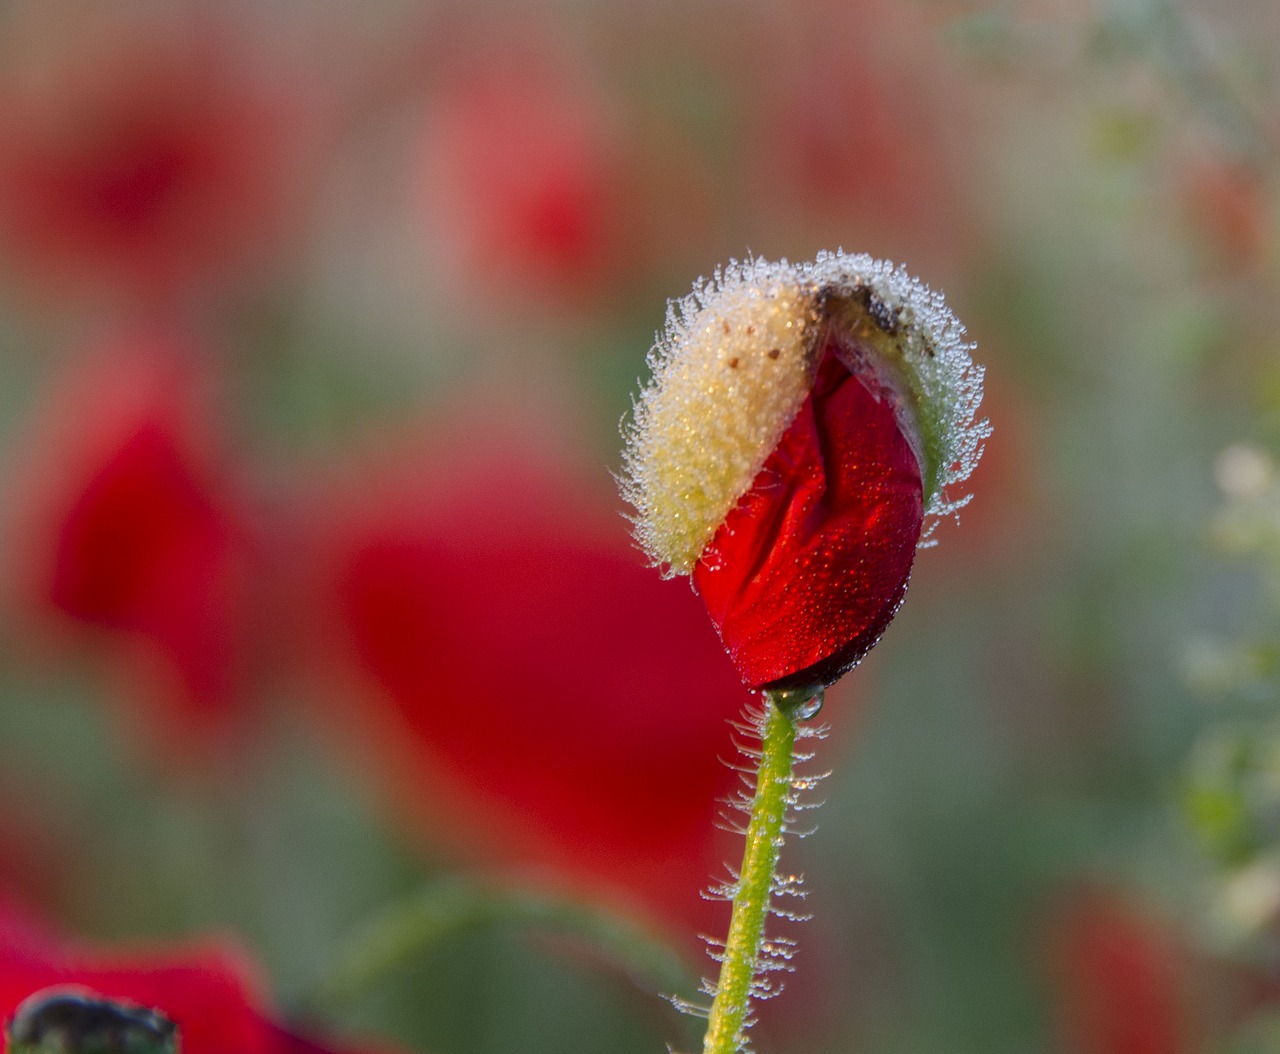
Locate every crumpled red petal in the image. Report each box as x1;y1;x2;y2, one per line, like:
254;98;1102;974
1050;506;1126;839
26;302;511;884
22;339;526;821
692;338;924;691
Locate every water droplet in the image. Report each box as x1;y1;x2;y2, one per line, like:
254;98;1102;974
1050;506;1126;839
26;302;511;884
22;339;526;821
699;546;724;572
770;685;824;720
794;688;824;719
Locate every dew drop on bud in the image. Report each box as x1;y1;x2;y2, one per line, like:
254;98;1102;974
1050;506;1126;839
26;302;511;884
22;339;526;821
700;546;724;573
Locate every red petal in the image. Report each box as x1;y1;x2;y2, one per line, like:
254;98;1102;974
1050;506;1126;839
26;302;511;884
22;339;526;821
692;339;924;690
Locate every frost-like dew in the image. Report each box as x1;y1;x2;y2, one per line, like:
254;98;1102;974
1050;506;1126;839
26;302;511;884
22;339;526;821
621;251;989;575
717;788;754;812
713;812;750;837
803;250;989;543
769;906;814;923
771;873;808;899
789;773;831;792
666;995;711;1019
750;976;786;999
703;873;743;901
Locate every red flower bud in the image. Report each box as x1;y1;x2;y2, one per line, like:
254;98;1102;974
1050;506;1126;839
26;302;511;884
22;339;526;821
622;252;987;691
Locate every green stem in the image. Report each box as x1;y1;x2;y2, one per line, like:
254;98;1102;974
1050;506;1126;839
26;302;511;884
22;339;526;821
301;876;694;1016
702;694;800;1054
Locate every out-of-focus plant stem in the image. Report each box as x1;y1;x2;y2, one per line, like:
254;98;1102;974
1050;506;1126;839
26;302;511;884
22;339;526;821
302;876;694;1017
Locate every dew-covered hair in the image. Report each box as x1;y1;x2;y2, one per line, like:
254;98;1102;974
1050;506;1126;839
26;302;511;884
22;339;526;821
620;250;989;575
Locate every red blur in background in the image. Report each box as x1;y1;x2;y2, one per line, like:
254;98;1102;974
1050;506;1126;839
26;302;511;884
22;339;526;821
415;29;637;312
298;424;758;937
0;5;325;308
0;0;1265;1051
736;0;981;274
0;902;395;1054
1045;889;1201;1054
4;330;265;760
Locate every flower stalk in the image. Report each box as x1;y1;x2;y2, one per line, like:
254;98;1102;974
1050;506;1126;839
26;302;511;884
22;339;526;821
620;251;986;1052
702;690;812;1054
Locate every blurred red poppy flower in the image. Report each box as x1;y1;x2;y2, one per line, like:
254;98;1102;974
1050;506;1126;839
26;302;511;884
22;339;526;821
622;252;988;693
1180;151;1270;273
300;427;753;932
6;330;260;757
1045;890;1199;1054
0;6;320;305
0;902;395;1054
417;34;634;310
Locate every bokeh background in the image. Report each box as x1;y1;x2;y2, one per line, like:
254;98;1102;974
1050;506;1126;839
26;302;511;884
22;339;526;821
1;0;1279;1052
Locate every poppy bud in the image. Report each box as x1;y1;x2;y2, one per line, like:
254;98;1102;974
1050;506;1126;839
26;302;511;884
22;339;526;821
621;251;988;691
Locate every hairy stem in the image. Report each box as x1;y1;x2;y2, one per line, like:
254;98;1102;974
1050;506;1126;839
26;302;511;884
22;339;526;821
702;693;800;1054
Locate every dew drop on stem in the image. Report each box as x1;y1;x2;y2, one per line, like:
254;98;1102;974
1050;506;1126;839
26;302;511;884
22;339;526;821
768;685;824;721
